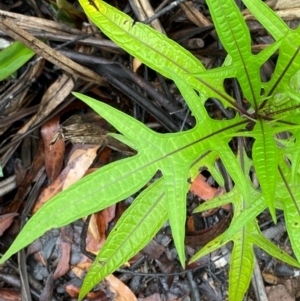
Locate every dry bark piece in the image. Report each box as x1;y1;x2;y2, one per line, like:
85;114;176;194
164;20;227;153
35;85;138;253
266;284;294;301
39;272;54;301
263;0;300;10
0;9;120;51
141;240;165;259
180;1;212;27
53;225;73;279
0;176;17;198
243;1;300;21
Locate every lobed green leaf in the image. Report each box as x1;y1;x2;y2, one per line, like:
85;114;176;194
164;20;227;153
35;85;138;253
2;1;300;301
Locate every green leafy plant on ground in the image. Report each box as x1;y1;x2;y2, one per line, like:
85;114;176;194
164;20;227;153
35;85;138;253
1;0;300;300
0;41;35;81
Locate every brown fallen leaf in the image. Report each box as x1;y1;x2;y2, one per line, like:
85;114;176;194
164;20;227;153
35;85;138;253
263;271;279;285
0;288;21;301
95;207;116;238
65;282;110;300
105;274;138;301
0;213;19;236
71;261;92;279
71;261;93;279
190;174;221;200
190;174;229;216
63;144;100;189
65;283;80;298
86;206;116;254
33;144;99;212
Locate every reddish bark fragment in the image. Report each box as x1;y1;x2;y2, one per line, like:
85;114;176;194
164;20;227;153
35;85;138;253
54;225;73;279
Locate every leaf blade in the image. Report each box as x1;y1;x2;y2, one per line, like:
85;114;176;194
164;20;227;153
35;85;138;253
0;156;156;264
79;0;204;77
252;121;278;221
80;179;168;299
0;41;35;80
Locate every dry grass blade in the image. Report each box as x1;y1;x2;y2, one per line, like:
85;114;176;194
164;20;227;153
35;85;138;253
0;10;120;51
0;74;74;166
0;15;104;84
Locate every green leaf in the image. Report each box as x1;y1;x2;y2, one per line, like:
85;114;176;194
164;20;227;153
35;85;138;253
0;83;245;265
205;0;281;107
243;0;289;40
291;132;300;181
251;121;278;221
78;0;240;111
191;153;300;301
0;41;35;81
80;178;168;299
78;0;202;77
243;3;300;108
276;160;300;261
0;155;155;263
72;90;245;266
2;1;300;301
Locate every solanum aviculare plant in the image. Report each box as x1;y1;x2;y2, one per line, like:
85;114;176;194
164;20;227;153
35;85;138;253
1;1;300;300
